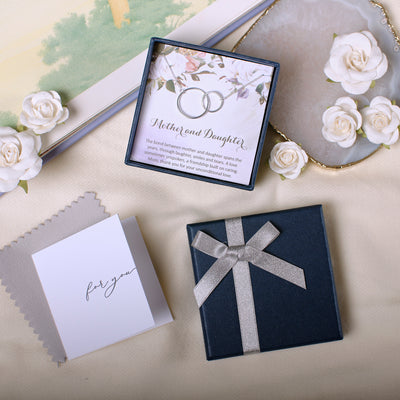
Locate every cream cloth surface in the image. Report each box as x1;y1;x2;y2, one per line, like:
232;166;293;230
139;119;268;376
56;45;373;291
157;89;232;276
1;2;400;398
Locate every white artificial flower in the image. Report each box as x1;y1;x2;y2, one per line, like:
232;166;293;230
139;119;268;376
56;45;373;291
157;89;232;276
0;127;42;192
19;90;69;134
269;142;308;180
361;96;400;146
149;56;169;81
260;81;272;98
324;31;388;95
322;97;362;148
149;51;187;81
224;58;264;87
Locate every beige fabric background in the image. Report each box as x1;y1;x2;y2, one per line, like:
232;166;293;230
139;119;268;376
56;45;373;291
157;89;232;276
1;2;400;399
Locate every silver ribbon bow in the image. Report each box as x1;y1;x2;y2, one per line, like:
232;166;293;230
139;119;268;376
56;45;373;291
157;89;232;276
192;218;307;354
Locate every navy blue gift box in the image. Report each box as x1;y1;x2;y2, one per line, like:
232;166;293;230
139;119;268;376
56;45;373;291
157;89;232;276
187;205;343;360
125;37;279;190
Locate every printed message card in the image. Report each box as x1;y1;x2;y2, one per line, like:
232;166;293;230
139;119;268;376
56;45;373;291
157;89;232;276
32;214;171;360
126;38;279;190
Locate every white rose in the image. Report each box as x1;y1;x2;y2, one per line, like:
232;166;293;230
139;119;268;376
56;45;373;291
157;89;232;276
269;142;308;180
322;97;362;148
361;96;400;145
324;31;388;95
149;52;187;81
149;56;169;80
19;90;69;134
224;58;262;86
0;127;42;192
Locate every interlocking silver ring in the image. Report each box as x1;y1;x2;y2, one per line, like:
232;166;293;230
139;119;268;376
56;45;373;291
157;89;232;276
177;88;224;119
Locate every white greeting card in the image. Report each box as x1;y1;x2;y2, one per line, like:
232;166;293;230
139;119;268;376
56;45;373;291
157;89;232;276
32;214;171;360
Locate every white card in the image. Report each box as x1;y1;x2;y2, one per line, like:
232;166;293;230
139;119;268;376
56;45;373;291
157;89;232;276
32;214;156;360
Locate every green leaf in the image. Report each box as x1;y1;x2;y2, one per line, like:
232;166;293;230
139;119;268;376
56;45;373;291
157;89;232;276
259;97;265;105
333;33;338;39
162;46;174;56
280;174;286;181
218;63;225;68
392;99;397;105
370;80;376;89
166;80;176;93
16;123;26;132
382;144;391;150
191;74;200;81
256;83;263;95
196;71;214;75
157;79;164;90
326;78;336;83
18;180;28;194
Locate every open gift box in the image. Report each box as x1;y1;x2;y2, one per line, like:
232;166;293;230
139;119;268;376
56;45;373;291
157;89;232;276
187;205;343;360
125;37;279;190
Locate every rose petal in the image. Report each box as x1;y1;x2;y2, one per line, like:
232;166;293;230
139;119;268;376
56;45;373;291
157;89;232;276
49;90;62;102
337;132;357;148
335;96;357;110
364;45;384;70
328;45;354;78
361;31;378;47
322;106;341;124
30;91;54;104
391;104;400;120
0;176;20;192
324;62;342;82
19;157;42;180
0;126;19;138
57;107;69;124
0;163;22;180
375;54;388;78
335;32;372;54
370;96;393;108
341;79;372;95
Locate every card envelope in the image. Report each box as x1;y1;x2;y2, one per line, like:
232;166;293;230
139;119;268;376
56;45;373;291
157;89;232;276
32;214;172;361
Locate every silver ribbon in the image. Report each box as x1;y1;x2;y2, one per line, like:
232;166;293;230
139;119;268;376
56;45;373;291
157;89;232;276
192;218;307;354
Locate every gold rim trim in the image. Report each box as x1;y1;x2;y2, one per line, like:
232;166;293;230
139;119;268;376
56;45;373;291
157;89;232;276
370;0;400;46
232;0;281;53
233;0;400;169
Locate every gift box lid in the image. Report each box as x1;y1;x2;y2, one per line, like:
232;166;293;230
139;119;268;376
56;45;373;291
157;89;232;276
187;205;343;360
